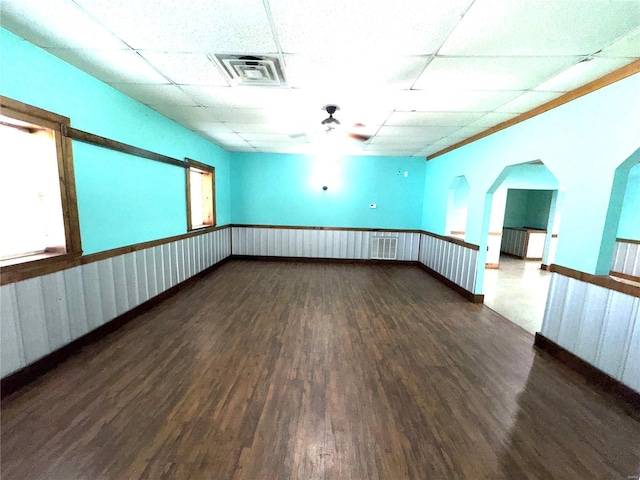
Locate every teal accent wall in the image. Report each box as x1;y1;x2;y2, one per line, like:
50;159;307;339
0;28;231;254
231;152;425;229
504;189;553;229
617;162;640;240
422;72;640;276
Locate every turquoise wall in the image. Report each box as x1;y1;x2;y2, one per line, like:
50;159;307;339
0;28;231;254
422;73;640;276
231;152;425;229
504;189;553;229
618;163;640;240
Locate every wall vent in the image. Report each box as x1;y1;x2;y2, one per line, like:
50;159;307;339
371;237;397;260
213;54;286;87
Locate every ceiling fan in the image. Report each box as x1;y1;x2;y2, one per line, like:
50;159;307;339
320;105;371;142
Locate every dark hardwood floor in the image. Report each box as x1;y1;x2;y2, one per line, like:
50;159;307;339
2;260;639;479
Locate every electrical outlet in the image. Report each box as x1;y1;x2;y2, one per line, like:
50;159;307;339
370;203;377;209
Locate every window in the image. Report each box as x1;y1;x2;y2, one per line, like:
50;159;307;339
0;96;81;268
186;158;215;230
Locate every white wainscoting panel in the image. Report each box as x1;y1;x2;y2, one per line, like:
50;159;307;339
541;272;640;392
611;240;640;278
501;228;527;257
418;234;477;293
231;227;420;261
0;227;231;379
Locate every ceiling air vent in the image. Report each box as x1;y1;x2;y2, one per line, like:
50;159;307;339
214;54;286;87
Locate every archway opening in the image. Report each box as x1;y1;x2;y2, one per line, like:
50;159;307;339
478;161;562;334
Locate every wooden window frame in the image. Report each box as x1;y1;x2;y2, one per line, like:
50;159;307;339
0;96;82;273
185;158;216;231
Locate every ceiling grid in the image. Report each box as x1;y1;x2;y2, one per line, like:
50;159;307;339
1;0;638;156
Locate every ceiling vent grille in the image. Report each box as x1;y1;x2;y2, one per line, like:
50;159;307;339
214;54;286;87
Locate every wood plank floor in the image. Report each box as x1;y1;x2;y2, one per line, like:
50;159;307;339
2;260;639;479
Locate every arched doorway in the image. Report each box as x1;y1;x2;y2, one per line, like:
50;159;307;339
477;161;563;334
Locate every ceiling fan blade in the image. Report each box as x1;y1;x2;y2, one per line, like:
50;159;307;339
347;132;371;142
346;123;371;142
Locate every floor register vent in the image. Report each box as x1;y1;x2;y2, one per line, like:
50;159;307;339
371;237;398;260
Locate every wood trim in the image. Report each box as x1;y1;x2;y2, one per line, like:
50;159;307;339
617;238;640;245
58;130;82;255
428;60;640;160
609;271;640;284
211;167;217;227
0;96;83;276
449;230;465;235
185;167;193;231
417;262;484;303
424;231;480;251
0;95;70;126
186;160;216;231
541;264;549;271
1;257;231;399
501;252;525;260
186;158;214;172
485;263;500;269
488;232;502;236
549;264;640;298
230;224;424;234
230;225;480;250
534;333;640;420
232;255;416;267
0;225;231;285
64;126;186;169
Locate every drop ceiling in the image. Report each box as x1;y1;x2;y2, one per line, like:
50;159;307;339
1;0;639;157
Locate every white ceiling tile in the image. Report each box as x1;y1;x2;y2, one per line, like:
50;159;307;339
226;145;258;152
440;0;640;56
109;84;198;106
449;125;492;138
465;112;519;129
376;125;461;140
414;56;580;91
181;86;293;109
74;0;277;52
0;0;127;49
366;146;423;156
269;0;474;55
534;58;637;92
210;108;281;124
279;144;320;155
396;89;523;112
385;111;485;127
138;52;229;86
240;133;300;143
196;131;246;144
154;106;221;125
368;136;430;146
184;122;233;134
44;48;168;84
598;28;640;58
247;141;304;149
225;123;303;135
495;91;562;113
290;88;400;116
415;145;444;157
284;54;430;89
